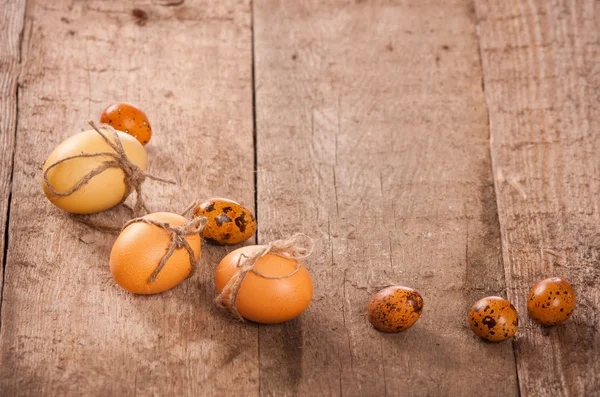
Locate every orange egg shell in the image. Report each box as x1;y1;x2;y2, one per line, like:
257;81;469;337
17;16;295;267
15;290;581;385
215;245;312;324
110;212;201;294
194;198;256;245
468;296;518;342
100;102;152;145
368;286;424;333
527;277;576;326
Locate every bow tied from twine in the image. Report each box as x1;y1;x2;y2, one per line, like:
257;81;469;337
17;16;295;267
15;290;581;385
43;121;175;218
215;233;314;321
122;215;208;283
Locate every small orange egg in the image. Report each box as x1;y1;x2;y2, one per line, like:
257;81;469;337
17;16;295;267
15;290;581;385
110;212;201;294
215;245;312;323
368;286;423;333
194;198;256;245
468;296;518;342
527;277;576;326
100;103;152;145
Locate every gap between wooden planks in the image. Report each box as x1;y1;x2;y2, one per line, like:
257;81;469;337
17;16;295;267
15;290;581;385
476;0;600;395
0;0;599;396
0;0;26;332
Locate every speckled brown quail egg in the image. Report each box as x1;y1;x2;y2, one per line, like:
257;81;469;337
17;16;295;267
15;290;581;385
368;286;424;333
193;198;256;245
527;277;576;326
468;296;518;342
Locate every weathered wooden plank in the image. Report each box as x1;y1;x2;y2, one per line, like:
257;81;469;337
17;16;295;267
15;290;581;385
476;1;600;395
0;1;257;396
0;0;26;323
254;1;518;396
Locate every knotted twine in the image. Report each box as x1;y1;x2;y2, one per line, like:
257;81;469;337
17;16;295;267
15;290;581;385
122;214;208;282
42;121;175;218
215;234;314;321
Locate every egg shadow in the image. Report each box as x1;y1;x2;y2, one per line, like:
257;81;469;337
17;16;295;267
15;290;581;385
89;229;322;384
110;239;264;355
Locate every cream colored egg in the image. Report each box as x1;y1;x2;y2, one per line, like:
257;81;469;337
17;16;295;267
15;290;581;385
42;128;147;214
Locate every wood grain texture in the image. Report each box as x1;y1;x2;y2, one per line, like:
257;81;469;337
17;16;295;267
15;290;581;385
476;1;600;395
0;0;26;320
0;0;257;396
254;1;518;396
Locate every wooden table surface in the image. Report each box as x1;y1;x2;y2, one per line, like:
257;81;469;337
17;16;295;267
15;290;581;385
1;0;599;396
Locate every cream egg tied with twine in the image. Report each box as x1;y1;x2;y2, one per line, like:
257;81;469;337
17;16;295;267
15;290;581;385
42;121;174;216
215;234;314;324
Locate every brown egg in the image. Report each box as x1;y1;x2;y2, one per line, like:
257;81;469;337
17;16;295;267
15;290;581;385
368;286;423;333
468;296;518;342
194;198;256;245
110;212;201;294
100;103;152;145
215;245;313;323
527;277;576;326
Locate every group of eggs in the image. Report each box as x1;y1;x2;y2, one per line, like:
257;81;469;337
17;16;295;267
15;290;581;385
368;277;576;341
41;103;578;334
41;103;313;324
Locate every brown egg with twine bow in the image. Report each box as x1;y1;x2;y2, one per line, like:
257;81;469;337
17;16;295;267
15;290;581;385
215;234;313;323
110;212;206;294
42;121;174;216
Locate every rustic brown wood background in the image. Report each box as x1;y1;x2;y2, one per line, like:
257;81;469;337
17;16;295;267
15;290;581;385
0;0;598;396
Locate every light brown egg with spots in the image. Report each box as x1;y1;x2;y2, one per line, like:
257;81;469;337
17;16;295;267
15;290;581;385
468;296;518;342
100;103;152;145
194;198;256;245
527;277;576;326
368;286;424;333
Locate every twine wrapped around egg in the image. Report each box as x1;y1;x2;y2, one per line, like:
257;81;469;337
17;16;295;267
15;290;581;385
215;233;314;321
42;121;175;219
122;214;208;282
